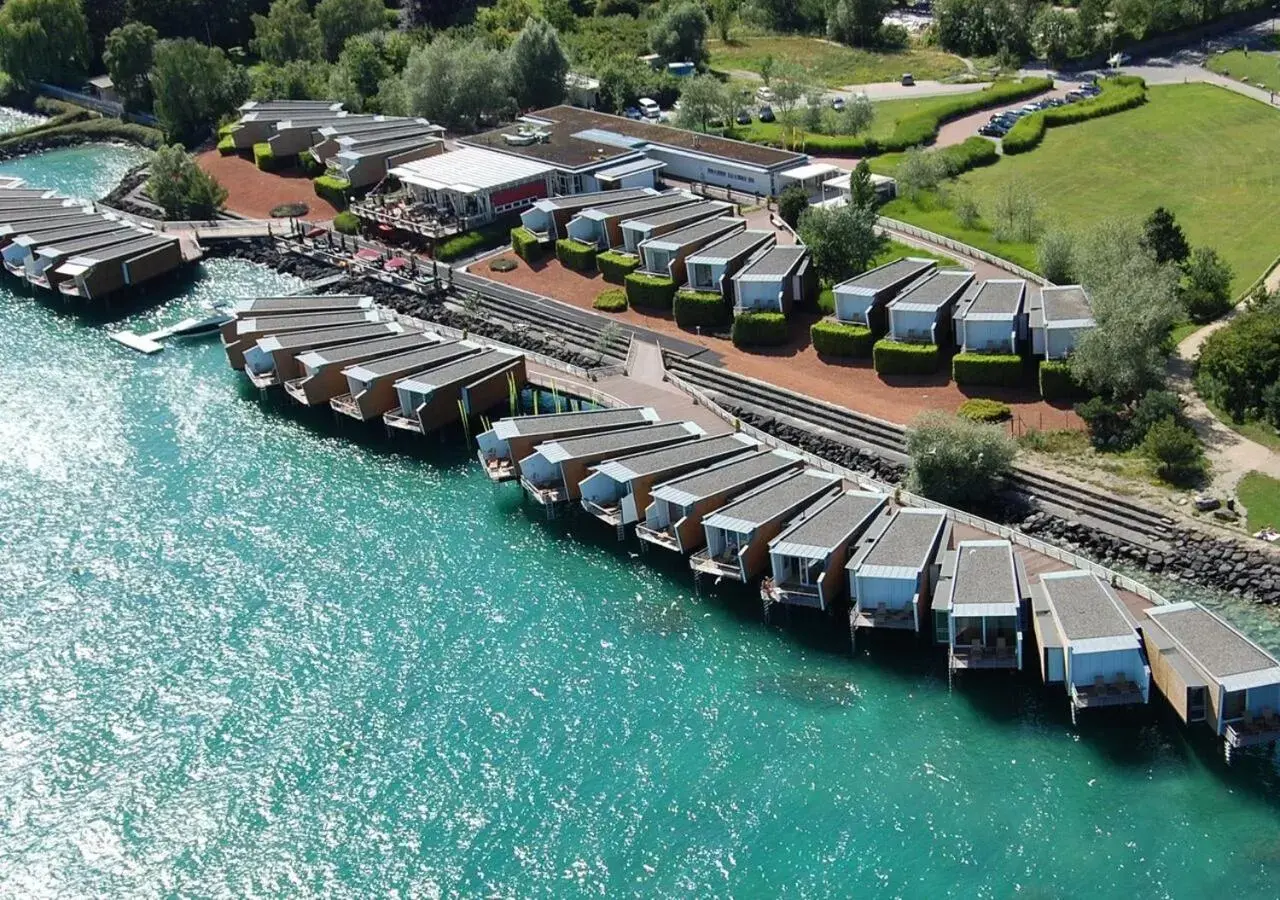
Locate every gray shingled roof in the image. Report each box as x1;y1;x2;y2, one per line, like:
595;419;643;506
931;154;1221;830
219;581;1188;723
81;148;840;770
888;269;974;312
498;407;653;438
397;350;517;390
772;491;887;555
238;311;374;335
304;332;432;366
707;471;836;529
686;230;773;265
642;217;742;249
235;295;370;314
581;193;694;220
541;422;696;460
624;200;729;229
959;279;1026;318
951;542;1018;607
1150;605;1277;679
266;322;396;351
347;341;473;379
655;451;798;502
1039;285;1093;323
737;245;807;279
859;509;946;570
1041;572;1132;641
838;257;935;293
537;188;651;212
599;433;752;479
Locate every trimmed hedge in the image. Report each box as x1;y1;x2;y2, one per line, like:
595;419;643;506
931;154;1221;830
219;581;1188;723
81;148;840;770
1039;359;1086;400
510;226;546;263
435;220;511;262
873;339;939;375
598;249;639;284
556;237;598;272
936;136;999;176
297;153;324;177
957;398;1012;423
333;211;360;234
253;142;280;172
594;288;627;312
811;320;873;357
1003;76;1147;155
731;312;789;348
217;134;235;155
624;272;677;310
313;175;351;210
952;352;1024;387
674;289;730;328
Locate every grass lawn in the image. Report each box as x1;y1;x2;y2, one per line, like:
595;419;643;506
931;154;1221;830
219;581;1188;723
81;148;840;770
732;93;978;148
1206;36;1280;93
1237;471;1280;533
880;189;1040;271
881;84;1280;294
708;35;966;87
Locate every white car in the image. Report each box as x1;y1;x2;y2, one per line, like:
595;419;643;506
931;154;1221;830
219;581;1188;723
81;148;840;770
755;85;775;103
638;97;661;119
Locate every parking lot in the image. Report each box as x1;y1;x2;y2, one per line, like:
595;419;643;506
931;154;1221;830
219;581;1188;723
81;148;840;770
975;80;1102;140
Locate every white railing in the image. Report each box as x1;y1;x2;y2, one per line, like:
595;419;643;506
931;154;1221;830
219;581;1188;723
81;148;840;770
525;372;627;409
877;216;1050;286
664;370;1172;607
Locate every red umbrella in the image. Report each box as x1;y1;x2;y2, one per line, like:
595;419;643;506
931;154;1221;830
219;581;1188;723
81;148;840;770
355;248;381;262
378;224;394;235
306;227;325;239
385;257;409;270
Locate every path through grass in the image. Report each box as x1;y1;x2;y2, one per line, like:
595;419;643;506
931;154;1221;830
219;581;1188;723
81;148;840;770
1207;36;1280;93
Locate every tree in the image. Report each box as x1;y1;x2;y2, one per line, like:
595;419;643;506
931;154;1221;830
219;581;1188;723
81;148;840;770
1196;302;1280;421
403;0;479;29
952;189;980;228
86;0;127;62
827;0;887;48
1037;229;1075;284
770;63;808;143
758;53;775;85
1076;0;1106;51
540;0;578;34
707;0;738;42
649;1;709;65
250;0;323;66
148;144;228;220
477;0;535;47
1141;206;1190;265
895;147;945;201
152;39;250;145
1181;246;1234;323
327;37;386;109
400;36;511;132
802;90;825;134
777;184;809;228
905;410;1017;509
126;0;262;48
1142;416;1206;485
837;93;874;137
314;0;387;61
104;22;158;111
989;180;1039;243
0;0;92;85
675;74;731;131
848;160;877;209
797;201;887;285
506;18;569;111
1032;7;1076;64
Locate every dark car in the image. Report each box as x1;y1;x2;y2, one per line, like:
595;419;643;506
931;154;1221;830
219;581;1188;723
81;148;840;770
979;122;1009;137
623;106;642;120
758;104;775;122
736;109;752;125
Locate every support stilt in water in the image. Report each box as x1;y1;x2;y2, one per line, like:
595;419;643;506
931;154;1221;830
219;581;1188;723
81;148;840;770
616;521;625;542
1070;703;1078;728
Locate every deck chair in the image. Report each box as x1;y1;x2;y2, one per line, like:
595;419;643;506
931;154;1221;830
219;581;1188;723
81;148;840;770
1093;675;1107;698
1110;672;1128;695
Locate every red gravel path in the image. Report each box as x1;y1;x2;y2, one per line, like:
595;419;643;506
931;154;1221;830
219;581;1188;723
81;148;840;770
196;150;341;220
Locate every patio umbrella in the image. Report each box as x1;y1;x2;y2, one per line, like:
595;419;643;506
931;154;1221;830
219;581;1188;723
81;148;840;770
385;257;409;270
306;227;325;239
355;248;381;262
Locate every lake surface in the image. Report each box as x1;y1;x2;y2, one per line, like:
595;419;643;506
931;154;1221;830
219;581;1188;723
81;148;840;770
2;145;1280;898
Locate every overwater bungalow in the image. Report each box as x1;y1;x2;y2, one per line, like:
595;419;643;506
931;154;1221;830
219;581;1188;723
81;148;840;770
19;227;145;284
618;200;734;253
519;422;705;506
885;269;975;346
763;490;888;611
282;331;436;406
953;279;1027;355
520;187;655;240
53;233;184;300
935;540;1026;671
242;322;405;388
637;450;805;554
847;508;950;634
579;433;759;529
729;245;815;315
690;469;843;582
476;406;660;482
383;349;527;435
563;192;696;250
683;230;774;297
0;207;99;245
2;219;135;274
831;257;936;331
1031;571;1150;719
222;310;385;370
636;217;745;283
1143;602;1280;756
228;294;374;317
332;340;480;422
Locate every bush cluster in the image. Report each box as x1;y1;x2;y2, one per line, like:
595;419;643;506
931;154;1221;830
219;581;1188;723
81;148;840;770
731;312;789;348
253;142;280;172
624;272;677;310
510;226;546;263
936;137;1000;176
556;238;597;273
952;353;1024;387
333;211;359;235
313;174;351;210
957;398;1013;423
1143;416;1206;486
1038;360;1085;400
1196;299;1280;425
598;249;639;284
673;290;730;328
905;410;1017;510
594;288;627;312
1002;77;1147;155
435;220;513;262
811;320;873;357
873;339;939;375
297;153;325;177
1075;390;1184;451
217;134;235;154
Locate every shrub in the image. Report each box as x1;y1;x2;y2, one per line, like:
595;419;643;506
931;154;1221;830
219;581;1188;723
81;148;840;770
270;202;308;218
936;137;999;177
1076;396;1130;449
811;320;873;357
253;142;280;172
905;410;1017;509
313;174;351;209
1142;416;1206;486
217;134;235;154
556;238;598;272
595;288;627;312
1182;246;1234;323
1196;303;1280;422
333;211;359;234
1039;359;1085;400
674;289;730;328
510;226;546;263
1003;76;1147;155
1037;229;1075;284
817;286;835;314
957;398;1012;422
490;257;518;272
624;272;677;310
952;352;1024;387
873;339;939;375
435;220;512;262
731;312;789;348
778;184;809;228
598;249;639;284
297;153;324;177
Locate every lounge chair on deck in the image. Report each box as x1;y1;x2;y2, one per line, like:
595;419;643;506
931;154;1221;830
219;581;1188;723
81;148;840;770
1093;675;1107;698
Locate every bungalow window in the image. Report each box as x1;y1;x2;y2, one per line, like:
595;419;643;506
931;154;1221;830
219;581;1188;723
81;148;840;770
1223;689;1247;722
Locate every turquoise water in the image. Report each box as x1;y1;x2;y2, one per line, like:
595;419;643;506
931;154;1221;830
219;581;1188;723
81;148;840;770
4;148;1280;898
0;105;46;135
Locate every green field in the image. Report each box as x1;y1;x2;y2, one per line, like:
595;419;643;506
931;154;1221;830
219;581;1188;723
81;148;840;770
708;35;966;87
1206;36;1280;93
733;93;979;147
882;84;1280;293
1238;471;1280;533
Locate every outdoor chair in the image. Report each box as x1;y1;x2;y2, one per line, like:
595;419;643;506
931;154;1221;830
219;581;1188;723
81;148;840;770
1093;675;1107;698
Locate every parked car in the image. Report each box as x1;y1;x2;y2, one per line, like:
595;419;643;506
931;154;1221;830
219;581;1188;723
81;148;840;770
623;106;642;120
758;104;775;122
1108;52;1131;67
979;122;1010;137
736;108;752;125
755;85;775;102
638;97;661;119
901;72;914;86
831;96;846;111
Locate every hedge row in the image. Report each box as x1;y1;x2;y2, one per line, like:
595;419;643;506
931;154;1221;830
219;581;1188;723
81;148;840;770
436;220;512;262
952;352;1024;387
811;320;873;357
873;339;939;375
510;226;546;263
253;142;280;172
674;290;730;328
333;211;360;235
556;238;597;272
297;153;325;177
625;272;677;310
595;288;627;312
599;249;640;284
1038;360;1086;400
731;312;789;348
1003;76;1147;155
957;398;1012;423
313;175;351;210
936;137;999;176
216;134;235;154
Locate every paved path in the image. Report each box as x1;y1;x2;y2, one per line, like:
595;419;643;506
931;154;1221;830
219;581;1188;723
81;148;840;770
831;80;991;101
